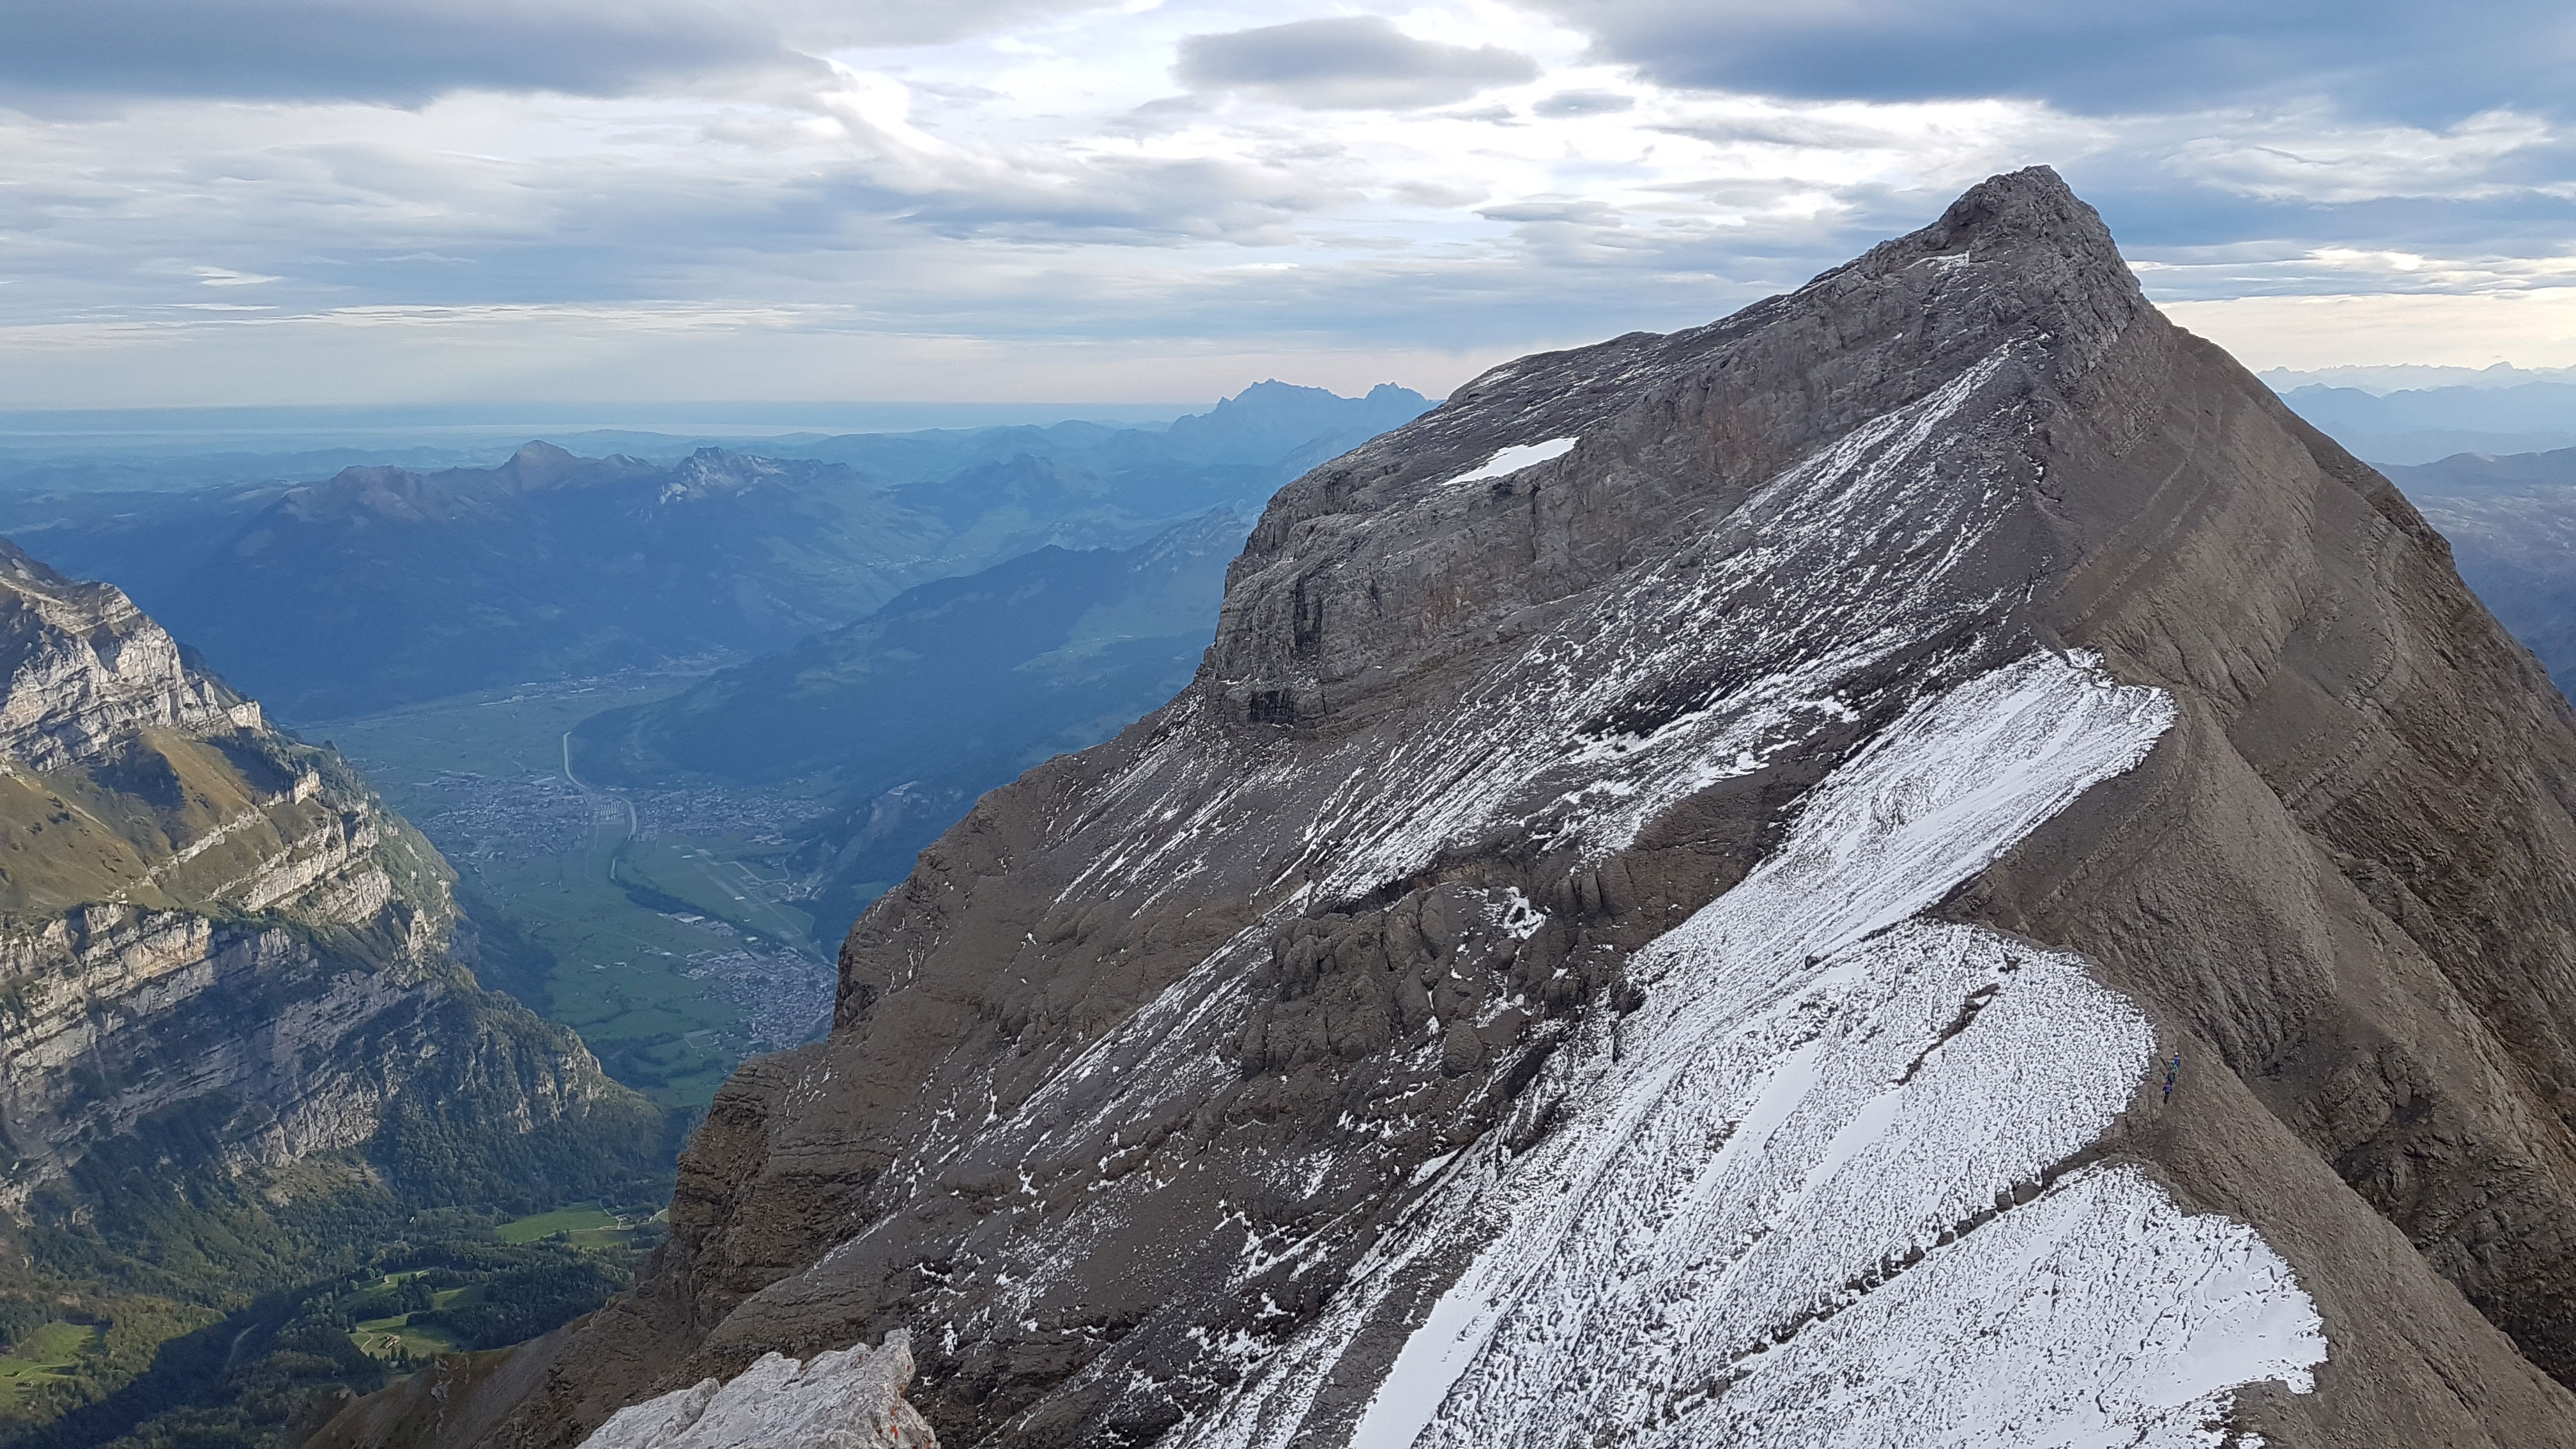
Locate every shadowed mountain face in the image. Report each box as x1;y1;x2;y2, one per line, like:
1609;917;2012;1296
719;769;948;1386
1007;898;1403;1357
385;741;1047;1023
0;385;1430;723
573;510;1250;933
340;170;2576;1449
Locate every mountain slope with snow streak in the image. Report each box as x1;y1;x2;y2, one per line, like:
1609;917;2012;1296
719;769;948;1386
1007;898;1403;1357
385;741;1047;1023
459;169;2576;1449
1197;650;2329;1449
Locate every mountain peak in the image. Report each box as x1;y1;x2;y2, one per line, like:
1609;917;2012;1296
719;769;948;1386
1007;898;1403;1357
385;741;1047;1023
479;170;2576;1449
1877;164;2134;297
0;535;240;771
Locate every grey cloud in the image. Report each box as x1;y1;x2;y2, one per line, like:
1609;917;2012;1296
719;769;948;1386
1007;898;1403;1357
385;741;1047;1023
1532;89;1634;118
1653;114;1902;150
0;0;1103;109
1176;17;1537;111
0;0;784;107
1526;0;2576;122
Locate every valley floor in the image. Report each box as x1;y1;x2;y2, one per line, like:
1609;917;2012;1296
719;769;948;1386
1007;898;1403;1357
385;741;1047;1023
306;671;843;1109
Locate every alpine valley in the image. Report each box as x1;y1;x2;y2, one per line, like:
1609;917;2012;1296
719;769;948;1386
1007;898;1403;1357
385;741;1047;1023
270;168;2576;1447
0;540;668;1449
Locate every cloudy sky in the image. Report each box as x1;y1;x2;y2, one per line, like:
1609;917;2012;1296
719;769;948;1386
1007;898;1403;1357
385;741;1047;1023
5;0;2575;409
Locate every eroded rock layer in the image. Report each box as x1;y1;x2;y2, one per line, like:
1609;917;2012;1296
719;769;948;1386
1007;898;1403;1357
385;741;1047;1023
0;539;645;1216
479;171;2576;1447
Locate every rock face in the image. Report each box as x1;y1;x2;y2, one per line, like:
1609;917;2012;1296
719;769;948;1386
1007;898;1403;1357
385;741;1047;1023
576;1333;936;1449
0;539;647;1216
477;170;2576;1446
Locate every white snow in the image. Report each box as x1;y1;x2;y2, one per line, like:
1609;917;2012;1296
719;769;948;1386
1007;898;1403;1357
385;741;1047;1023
1437;437;1578;487
1168;651;2324;1449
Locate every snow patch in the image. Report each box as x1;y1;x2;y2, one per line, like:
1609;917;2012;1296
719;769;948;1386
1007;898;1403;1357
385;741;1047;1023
1174;652;2324;1449
1439;437;1577;487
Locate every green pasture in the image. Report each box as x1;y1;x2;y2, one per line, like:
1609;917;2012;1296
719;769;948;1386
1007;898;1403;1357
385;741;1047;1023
349;1314;459;1362
0;1321;100;1402
494;1203;657;1251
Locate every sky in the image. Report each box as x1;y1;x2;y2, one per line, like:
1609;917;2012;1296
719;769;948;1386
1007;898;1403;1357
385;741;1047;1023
4;0;2575;410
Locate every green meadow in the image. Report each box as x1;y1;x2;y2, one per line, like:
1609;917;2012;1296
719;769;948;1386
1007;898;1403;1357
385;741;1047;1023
0;1322;101;1404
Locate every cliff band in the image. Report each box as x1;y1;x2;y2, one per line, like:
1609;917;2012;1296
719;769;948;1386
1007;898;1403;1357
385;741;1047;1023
0;539;647;1221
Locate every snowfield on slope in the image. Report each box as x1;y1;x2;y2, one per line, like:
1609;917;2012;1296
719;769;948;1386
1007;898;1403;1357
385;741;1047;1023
1172;651;2326;1449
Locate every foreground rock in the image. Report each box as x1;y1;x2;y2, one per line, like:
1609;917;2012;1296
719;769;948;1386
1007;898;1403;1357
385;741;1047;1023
578;1333;935;1449
438;170;2576;1446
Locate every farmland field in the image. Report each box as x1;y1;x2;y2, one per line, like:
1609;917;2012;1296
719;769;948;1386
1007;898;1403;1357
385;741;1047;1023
309;671;839;1108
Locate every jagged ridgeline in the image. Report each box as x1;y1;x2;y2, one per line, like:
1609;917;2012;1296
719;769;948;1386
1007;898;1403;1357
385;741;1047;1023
0;541;661;1443
397;168;2576;1448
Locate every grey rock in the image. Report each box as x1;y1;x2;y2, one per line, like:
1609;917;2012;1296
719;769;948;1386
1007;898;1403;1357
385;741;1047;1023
577;1332;935;1449
467;169;2576;1447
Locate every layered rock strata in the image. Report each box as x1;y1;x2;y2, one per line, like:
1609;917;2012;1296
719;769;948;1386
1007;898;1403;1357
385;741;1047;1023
0;539;639;1213
471;170;2576;1447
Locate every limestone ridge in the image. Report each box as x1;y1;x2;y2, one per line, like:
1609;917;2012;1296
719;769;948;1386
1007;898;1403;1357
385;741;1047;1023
0;539;253;772
471;167;2576;1448
0;539;645;1214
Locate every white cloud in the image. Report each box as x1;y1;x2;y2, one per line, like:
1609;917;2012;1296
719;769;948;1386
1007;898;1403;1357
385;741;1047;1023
2165;289;2576;371
2166;108;2564;203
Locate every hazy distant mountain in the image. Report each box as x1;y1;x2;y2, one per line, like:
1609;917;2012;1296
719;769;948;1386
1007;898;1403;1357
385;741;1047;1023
2278;380;2576;463
2261;363;2576;393
2384;445;2576;693
574;510;1250;930
0;383;1432;721
13;442;947;720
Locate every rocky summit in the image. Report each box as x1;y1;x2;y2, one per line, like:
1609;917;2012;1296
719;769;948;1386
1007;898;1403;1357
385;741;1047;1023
433;169;2576;1446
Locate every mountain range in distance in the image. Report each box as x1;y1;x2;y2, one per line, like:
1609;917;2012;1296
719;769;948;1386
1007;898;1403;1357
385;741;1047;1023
572;508;1252;930
2381;445;2576;696
0;381;1429;723
2273;376;2576;464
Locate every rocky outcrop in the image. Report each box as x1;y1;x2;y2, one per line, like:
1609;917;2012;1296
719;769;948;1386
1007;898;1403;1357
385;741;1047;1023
576;1333;936;1449
474;170;2576;1447
0;541;648;1218
0;539;245;772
